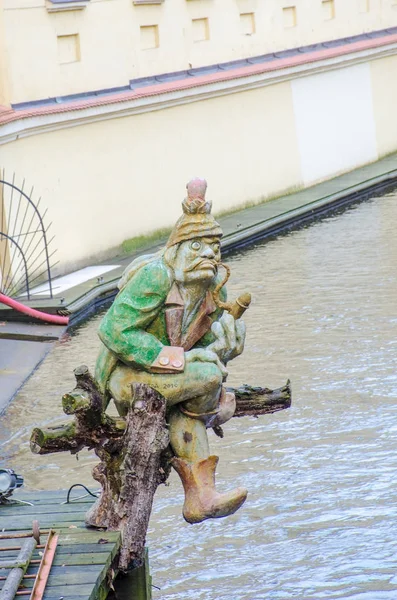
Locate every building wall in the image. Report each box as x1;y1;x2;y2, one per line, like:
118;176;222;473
0;0;10;105
3;0;397;104
2;46;397;275
1;81;302;269
370;54;397;157
1;2;397;276
292;62;378;185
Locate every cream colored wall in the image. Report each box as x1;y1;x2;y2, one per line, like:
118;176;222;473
4;0;397;104
0;81;301;273
292;62;378;185
0;0;10;105
370;54;397;158
2;40;397;275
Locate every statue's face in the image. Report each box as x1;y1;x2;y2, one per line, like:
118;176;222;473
173;236;221;284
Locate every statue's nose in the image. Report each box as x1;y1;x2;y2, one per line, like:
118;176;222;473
201;245;215;258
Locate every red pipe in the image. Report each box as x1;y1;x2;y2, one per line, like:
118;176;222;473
0;292;69;325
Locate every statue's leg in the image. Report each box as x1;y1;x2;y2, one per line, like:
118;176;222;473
167;361;223;461
165;365;247;524
167;410;208;460
108;362;247;523
108;360;222;417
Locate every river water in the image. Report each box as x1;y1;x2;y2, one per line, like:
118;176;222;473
1;191;397;599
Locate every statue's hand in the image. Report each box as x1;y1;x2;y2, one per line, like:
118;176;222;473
208;313;246;365
185;348;228;378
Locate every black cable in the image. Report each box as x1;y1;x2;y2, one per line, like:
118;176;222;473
65;483;98;503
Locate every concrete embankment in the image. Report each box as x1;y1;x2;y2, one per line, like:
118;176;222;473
1;152;397;412
0;322;67;413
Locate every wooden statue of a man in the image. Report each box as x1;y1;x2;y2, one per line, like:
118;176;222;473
95;178;248;524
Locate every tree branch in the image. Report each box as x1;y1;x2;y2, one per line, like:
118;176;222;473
30;366;292;571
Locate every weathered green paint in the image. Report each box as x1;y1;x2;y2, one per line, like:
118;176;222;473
0;548;114;562
50;552;118;566
1;503;94;515
112;549;152;600
93;178;250;524
95;256;225;394
0;537;37;599
21;565;104;586
0;491;123;600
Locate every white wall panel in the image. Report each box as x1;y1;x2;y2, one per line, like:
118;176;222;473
292;63;378;185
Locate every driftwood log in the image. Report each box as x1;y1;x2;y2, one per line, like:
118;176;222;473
30;365;291;572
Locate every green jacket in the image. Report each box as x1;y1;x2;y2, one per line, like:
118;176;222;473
95;257;225;393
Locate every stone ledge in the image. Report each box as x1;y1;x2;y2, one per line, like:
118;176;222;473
46;0;90;12
133;0;164;4
1;35;397;144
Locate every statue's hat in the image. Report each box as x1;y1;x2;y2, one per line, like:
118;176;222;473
166;178;223;248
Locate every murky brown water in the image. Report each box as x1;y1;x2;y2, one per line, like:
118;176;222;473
1;192;397;599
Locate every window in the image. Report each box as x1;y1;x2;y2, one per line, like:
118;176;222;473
283;6;297;28
358;0;370;12
240;13;255;35
322;0;335;20
57;34;80;64
192;18;209;42
140;25;159;49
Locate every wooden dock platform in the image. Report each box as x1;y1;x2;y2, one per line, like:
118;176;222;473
0;489;123;599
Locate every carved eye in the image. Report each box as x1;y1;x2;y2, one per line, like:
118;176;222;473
212;243;220;254
191;241;201;251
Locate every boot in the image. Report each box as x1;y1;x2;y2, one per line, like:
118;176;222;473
172;455;247;524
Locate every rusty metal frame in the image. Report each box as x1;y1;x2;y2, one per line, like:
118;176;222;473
28;530;58;600
0;532;50;541
0;528;58;600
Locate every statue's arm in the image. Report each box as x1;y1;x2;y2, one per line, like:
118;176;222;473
98;262;184;373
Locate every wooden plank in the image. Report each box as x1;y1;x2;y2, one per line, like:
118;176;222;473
0;491;122;600
0;540;35;550
0;504;97;516
44;583;105;595
114;567;152;599
0;550;113;565
43;597;100;600
112;549;152;600
51;553;113;567
27;563;112;578
1;566;106;591
0;543;116;555
13;491;66;499
58;529;121;548
23;563;112;600
1;509;88;521
0;531;120;546
14;491;96;503
51;542;120;569
43;597;101;600
14;497;95;506
0;516;89;530
23;564;104;584
54;543;119;554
